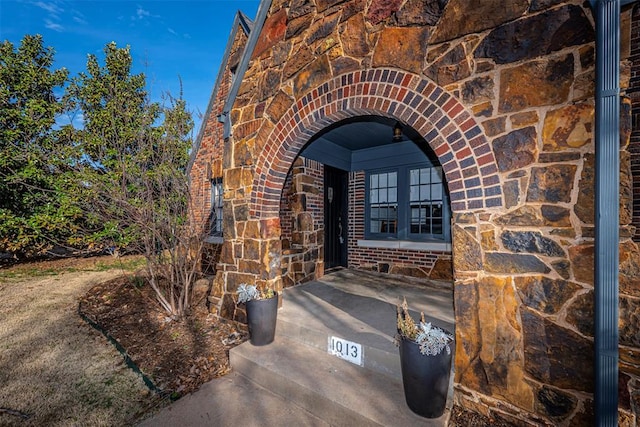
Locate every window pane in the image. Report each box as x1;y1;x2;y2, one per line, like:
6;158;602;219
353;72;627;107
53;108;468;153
432;203;443;218
410;185;418;202
389;172;397;187
210;180;224;236
389;187;397;203
432;217;443;234
406;167;447;238
410;169;419;185
378;188;388;203
432;167;443;183
368;171;398;236
432;185;442;200
420;184;430;201
420;168;429;184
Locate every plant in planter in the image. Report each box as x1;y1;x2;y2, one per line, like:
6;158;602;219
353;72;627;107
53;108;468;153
396;297;454;418
237;284;278;346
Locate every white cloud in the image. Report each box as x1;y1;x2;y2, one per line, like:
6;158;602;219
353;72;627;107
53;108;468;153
136;5;150;20
167;27;177;36
33;1;69;32
72;10;87;25
33;1;63;15
55;110;84;130
132;4;160;23
44;19;64;32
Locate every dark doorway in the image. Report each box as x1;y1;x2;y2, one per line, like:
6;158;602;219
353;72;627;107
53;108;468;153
324;165;348;269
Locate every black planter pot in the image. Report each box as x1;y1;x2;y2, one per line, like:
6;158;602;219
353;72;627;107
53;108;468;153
245;295;278;346
399;337;452;418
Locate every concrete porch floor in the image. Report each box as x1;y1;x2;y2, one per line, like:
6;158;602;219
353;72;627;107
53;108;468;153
289;268;455;336
277;268;454;380
140;269;455;426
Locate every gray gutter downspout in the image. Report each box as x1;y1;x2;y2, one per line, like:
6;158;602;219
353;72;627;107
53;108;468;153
220;0;273;139
588;0;636;424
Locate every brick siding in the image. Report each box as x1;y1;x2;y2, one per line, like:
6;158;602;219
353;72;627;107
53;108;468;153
189;27;248;230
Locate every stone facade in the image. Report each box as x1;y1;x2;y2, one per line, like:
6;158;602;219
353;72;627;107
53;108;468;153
631;4;640;241
191;1;640;424
279;157;324;288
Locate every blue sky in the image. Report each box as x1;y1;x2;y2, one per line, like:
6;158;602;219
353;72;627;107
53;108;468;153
0;0;261;134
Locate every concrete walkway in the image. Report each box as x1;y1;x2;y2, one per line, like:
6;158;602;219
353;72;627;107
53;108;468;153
137;371;329;426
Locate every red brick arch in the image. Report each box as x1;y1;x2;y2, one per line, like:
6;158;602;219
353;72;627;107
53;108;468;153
250;68;502;218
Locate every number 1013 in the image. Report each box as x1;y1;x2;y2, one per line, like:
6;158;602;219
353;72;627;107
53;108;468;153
328;336;363;366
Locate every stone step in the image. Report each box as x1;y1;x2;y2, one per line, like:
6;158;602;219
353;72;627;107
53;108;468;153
276;275;454;381
230;334;447;427
276;281;402;380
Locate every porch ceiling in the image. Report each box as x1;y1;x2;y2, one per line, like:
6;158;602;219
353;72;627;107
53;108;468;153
300;116;428;171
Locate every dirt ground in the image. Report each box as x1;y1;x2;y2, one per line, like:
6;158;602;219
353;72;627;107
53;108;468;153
0;256;510;426
0;257;155;426
0;255;246;426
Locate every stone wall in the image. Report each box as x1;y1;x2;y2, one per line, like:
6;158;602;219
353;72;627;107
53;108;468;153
203;0;639;424
631;4;640;241
194;19;253;322
280;157;324;287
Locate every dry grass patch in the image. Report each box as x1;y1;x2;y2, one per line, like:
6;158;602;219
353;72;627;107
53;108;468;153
0;257;155;426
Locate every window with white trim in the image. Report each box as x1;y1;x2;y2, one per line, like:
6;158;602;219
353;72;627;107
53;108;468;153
366;165;450;242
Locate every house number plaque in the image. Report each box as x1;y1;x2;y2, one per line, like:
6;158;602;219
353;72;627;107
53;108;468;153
328;336;363;366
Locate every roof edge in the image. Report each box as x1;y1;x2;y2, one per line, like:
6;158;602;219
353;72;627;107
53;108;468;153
187;9;256;175
220;0;273;139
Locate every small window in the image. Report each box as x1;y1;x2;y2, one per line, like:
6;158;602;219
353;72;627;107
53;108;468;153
209;178;223;237
365;165;449;242
369;171;398;235
408;167;444;237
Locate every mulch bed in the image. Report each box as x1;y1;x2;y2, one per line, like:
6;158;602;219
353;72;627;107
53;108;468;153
78;274;247;399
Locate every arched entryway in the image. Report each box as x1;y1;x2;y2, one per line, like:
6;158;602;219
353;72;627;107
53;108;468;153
281;114;456;281
250;68;503;220
241;68;506;409
251;68;504;298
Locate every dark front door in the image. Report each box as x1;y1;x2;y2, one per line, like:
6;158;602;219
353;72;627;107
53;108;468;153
324;165;348;269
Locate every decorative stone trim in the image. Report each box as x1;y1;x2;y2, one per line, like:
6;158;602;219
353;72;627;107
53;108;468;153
250;68;503;219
